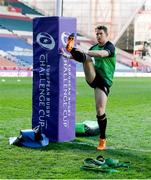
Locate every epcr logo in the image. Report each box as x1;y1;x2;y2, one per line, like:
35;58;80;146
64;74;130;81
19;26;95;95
61;32;71;46
36;32;55;50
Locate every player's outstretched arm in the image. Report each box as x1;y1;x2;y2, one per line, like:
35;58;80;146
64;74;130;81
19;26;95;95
87;50;109;58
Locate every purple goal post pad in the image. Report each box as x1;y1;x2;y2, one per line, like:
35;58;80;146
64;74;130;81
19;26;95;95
32;16;76;142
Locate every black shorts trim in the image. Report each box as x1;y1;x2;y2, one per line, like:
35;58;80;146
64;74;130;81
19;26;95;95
86;71;110;96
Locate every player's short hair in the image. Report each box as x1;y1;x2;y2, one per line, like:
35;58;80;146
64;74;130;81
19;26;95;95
95;25;108;35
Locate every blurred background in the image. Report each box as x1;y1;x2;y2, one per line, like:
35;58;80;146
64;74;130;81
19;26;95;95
0;0;151;77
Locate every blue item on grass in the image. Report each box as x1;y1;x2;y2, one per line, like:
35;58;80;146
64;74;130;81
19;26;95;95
9;125;49;148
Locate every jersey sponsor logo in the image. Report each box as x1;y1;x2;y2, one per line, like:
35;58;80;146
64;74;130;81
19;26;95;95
36;32;55;50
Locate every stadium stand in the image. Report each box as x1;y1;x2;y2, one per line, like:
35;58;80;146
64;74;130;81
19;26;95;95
0;16;32;31
0;0;42;70
0;35;32;66
0;0;151;76
3;0;42;15
0;55;17;68
117;48;151;72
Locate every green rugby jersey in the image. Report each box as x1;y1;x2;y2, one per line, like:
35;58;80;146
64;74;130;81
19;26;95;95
90;41;116;86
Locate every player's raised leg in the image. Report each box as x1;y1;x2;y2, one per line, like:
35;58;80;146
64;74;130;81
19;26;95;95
66;33;87;63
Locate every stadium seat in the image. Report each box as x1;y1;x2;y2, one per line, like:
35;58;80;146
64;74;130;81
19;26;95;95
0;36;32;66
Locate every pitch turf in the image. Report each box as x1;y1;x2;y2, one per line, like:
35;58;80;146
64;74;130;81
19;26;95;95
0;77;151;179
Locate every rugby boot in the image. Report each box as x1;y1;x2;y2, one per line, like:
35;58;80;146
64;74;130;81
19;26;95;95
97;139;106;150
66;33;75;52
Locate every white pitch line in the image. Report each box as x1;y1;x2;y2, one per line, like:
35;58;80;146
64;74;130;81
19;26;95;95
70;141;151;152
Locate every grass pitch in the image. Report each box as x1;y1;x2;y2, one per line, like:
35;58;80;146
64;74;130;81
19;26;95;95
0;77;151;179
